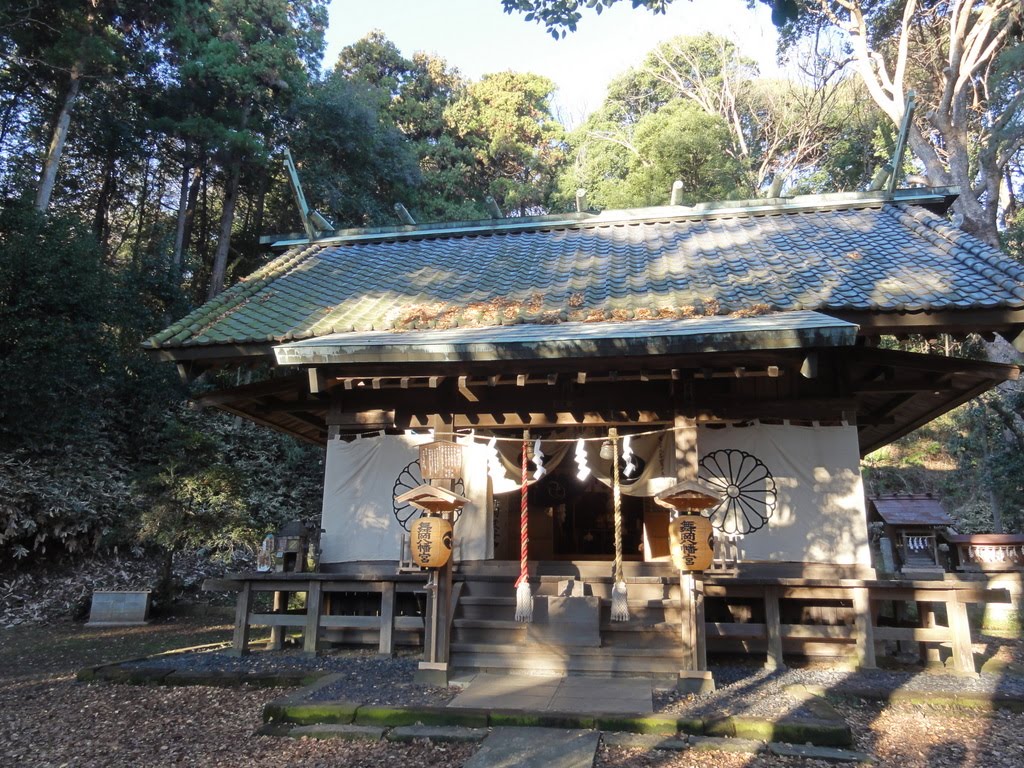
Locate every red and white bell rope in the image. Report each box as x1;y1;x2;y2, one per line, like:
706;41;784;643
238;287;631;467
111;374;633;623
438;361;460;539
610;428;629;622
514;432;533;622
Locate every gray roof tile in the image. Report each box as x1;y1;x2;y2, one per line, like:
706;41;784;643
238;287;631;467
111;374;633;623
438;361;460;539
146;200;1024;349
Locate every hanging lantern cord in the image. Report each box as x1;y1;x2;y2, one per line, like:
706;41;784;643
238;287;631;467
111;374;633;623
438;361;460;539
610;428;629;621
514;432;533;622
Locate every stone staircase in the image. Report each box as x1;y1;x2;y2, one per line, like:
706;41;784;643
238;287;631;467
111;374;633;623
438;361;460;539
449;561;685;681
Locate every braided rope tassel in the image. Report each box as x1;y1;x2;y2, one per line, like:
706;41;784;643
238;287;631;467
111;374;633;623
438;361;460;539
610;428;629;622
514;432;533;622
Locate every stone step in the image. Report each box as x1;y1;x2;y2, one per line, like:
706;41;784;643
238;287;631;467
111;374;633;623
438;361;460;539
450;642;684;677
456;578;678;601
456;595;683;624
456;560;678;579
463;727;600;768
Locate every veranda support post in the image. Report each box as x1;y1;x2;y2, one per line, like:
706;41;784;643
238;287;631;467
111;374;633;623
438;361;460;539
416;414;455;686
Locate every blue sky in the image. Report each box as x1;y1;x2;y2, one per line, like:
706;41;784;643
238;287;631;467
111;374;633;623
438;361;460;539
324;0;780;127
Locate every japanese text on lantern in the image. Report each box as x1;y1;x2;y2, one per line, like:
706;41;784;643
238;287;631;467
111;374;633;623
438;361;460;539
680;518;699;568
416;523;432;565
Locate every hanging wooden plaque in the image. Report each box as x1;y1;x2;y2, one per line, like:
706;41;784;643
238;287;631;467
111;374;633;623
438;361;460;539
419;441;462;481
669;514;714;571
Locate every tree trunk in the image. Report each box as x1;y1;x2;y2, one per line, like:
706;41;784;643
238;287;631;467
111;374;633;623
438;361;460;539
132;154;152;266
155;548;176;602
92;152;117;248
171;163;201;282
977;408;1004;534
251;168;269;242
35;63;82;213
207;152;243;300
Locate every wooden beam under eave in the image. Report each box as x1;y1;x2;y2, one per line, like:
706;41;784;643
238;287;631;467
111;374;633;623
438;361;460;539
458;375;479;402
830;308;1024;339
326;409;395;431
399;410;673;429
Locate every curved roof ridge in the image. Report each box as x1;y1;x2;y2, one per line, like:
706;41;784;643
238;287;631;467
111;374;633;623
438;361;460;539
891;204;1024;300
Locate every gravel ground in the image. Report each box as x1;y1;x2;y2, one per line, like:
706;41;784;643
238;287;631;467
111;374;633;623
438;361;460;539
4;619;1024;767
655;660;1024;719
123;641;1024;721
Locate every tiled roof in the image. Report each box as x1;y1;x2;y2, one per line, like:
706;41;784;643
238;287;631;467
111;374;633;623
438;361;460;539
145;196;1024;351
870;495;955;527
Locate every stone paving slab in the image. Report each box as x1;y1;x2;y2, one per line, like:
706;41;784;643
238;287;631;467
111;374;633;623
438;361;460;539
768;742;876;764
386;725;489;743
688;736;765;753
449;674;653;714
289;724;385;741
463;727;600;768
601;732;689;751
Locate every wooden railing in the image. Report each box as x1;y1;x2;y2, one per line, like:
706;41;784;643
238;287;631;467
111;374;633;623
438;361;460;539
208;569;1010;676
204;572;429;657
946;534;1024;572
701;575;1009;675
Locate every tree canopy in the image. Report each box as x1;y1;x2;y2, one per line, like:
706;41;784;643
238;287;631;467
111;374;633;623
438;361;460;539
500;0;802;35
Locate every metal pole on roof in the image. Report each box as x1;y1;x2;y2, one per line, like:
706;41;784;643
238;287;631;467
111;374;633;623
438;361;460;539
485;196;503;219
887;91;916;195
868;165;892;191
394;202;416;225
670;180;684;206
283;148;317;242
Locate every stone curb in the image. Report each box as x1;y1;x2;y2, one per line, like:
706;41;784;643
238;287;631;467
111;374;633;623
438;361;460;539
688;736;765;753
80;649;327;689
262;684;853;747
75;641;234;683
824;685;1024;713
601;732;689;751
767;742;876;764
385;725;489;743
291;724;385;741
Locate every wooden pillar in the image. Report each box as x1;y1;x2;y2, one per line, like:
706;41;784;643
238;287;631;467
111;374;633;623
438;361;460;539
230;581;253;657
947;592;977;675
693;575;707;669
678;572;713;693
917;602;941;666
673;414;698;481
679;578;708;668
417;414;455;685
852;586;877;669
303;580;322;656
680;572;697;669
764;585;785;671
270;590;288;651
379;581;396;657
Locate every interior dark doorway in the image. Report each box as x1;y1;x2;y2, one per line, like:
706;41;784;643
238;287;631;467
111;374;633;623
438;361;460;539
494;464;647;561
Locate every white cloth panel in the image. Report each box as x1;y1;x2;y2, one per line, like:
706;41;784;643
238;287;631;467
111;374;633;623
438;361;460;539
699;423;870;565
320;424;869;567
320;434;491;564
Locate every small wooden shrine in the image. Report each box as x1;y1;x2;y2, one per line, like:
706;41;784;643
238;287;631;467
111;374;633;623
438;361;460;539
868;494;955;576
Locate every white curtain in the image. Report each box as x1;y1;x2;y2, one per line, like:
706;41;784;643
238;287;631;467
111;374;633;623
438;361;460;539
320;433;491;564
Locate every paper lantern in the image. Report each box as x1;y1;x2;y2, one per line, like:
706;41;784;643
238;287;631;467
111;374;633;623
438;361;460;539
669;514;714;572
411;515;453;568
